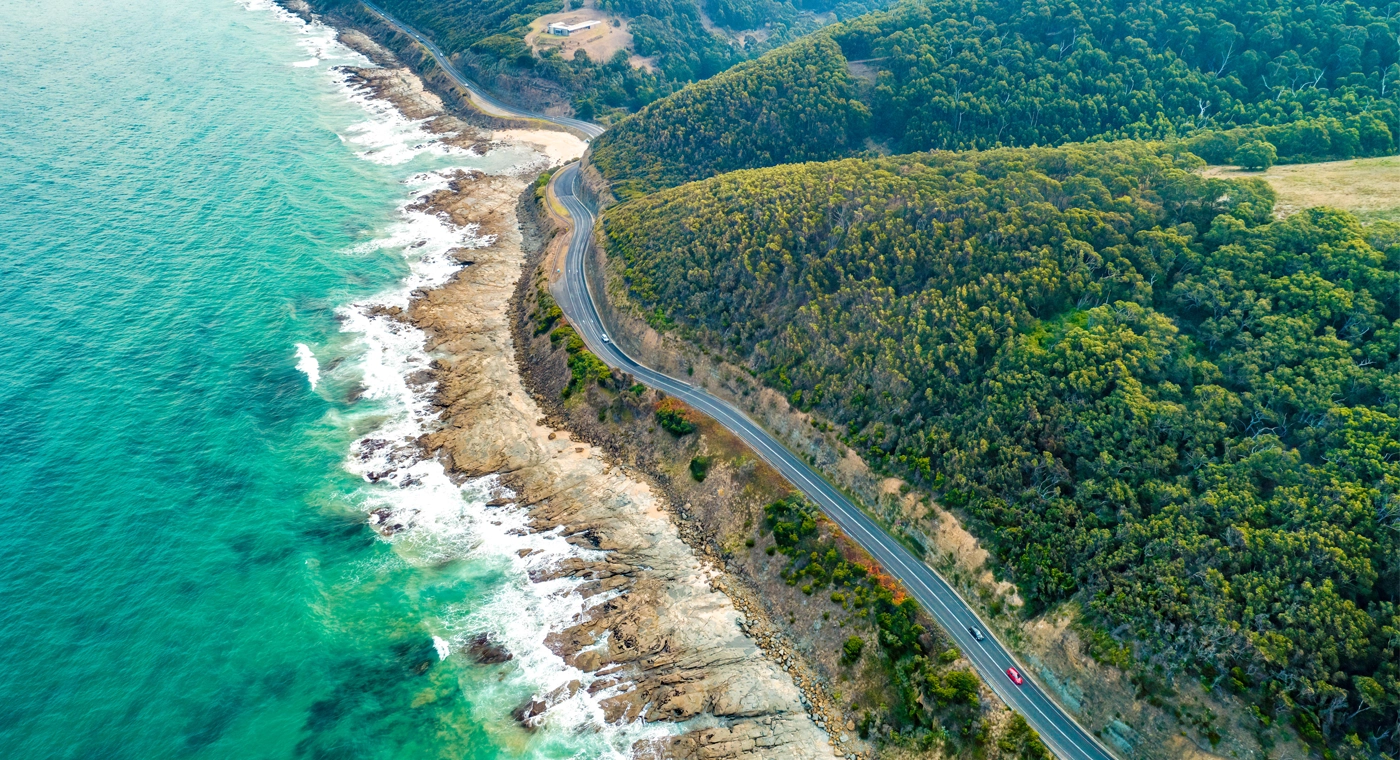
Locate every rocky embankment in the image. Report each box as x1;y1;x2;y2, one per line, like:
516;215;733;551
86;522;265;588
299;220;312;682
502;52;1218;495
408;175;836;760
334;30;498;152
330;21;838;760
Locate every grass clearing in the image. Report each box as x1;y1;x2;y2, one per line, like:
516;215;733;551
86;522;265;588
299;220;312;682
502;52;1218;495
1203;155;1400;223
524;10;656;71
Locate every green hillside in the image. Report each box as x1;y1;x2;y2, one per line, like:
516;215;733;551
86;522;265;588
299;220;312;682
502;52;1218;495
331;0;885;120
591;0;1400;189
590;36;870;197
602;142;1400;755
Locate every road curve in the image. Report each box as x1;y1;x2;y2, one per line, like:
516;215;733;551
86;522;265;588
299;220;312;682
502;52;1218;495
551;164;1119;760
345;4;1116;755
357;0;605;138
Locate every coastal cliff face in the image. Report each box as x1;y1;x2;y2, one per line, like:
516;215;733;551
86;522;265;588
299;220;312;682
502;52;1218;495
326;19;838;760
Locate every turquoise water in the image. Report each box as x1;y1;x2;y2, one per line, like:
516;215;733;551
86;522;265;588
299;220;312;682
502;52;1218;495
0;2;655;757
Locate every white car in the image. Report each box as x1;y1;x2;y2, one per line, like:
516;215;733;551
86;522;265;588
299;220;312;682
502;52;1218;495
601;333;610;343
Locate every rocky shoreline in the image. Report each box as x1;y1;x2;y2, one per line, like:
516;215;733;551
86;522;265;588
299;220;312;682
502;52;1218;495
317;15;840;760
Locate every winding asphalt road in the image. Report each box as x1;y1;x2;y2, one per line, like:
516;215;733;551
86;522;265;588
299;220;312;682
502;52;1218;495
358;0;604;138
351;3;1118;757
552;165;1118;760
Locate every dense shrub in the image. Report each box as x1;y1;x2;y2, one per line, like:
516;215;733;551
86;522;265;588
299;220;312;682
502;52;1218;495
1233;139;1277;170
549;325;610;397
655;397;698;435
531;287;563;334
688;454;711;480
842;635;865;664
763;495;981;734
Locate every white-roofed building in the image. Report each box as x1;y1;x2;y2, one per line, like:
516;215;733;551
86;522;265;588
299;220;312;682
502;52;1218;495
547;19;601;36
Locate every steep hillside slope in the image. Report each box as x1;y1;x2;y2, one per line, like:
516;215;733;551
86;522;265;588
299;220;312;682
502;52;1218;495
591;0;1400;189
602;142;1400;756
324;0;886;120
590;36;869;196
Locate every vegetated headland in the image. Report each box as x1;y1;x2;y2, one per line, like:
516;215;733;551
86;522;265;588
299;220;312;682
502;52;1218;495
588;0;1400;197
570;0;1400;758
293;0;1400;757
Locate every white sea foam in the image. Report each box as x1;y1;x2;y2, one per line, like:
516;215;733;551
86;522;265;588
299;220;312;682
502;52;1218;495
237;0;368;69
241;3;666;753
331;71;488;166
237;0;444;169
335;82;451;166
334;207;676;753
294;343;320;389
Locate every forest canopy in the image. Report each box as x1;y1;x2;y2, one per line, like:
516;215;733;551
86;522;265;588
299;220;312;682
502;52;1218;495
591;0;1400;189
602;142;1400;756
589;36;870;197
339;0;886;120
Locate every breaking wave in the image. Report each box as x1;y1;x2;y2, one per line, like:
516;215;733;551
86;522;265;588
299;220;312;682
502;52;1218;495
294;343;319;389
244;2;677;755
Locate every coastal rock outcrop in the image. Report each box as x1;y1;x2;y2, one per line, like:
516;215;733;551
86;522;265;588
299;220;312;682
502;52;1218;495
334;31;498;154
408;167;835;759
336;33;836;759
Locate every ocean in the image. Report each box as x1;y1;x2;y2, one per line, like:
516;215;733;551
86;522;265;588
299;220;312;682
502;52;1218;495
0;1;653;757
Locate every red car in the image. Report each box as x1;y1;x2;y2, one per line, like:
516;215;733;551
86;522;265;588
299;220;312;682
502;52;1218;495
1006;667;1024;685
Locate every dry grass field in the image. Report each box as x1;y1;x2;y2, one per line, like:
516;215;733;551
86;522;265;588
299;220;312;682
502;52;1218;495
1203;155;1400;222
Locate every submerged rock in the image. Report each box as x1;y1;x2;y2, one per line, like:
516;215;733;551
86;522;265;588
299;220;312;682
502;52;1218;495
465;633;513;665
512;680;581;728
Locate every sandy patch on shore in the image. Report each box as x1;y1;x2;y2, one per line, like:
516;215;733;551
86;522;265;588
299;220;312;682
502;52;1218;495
491;129;590;163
